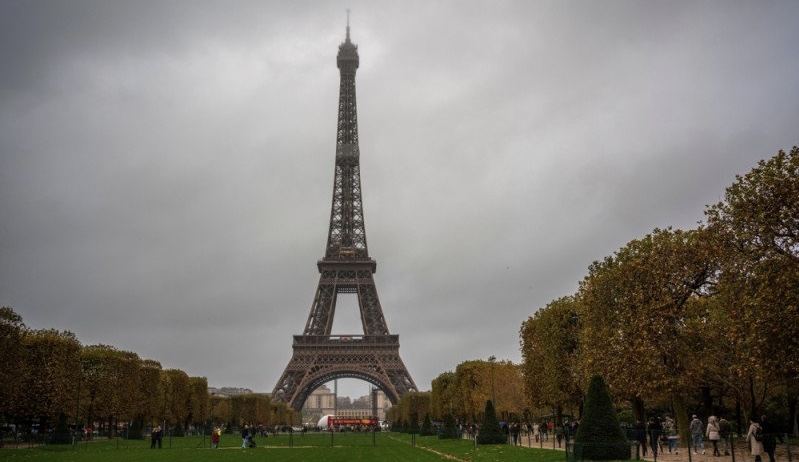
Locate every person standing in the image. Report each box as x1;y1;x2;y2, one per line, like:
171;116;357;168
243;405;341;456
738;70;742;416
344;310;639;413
211;427;220;449
690;414;706;455
241;424;249;449
150;426;158;449
746;419;764;462
706;415;721;456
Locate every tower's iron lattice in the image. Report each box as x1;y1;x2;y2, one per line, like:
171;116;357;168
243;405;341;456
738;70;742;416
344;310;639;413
271;22;417;411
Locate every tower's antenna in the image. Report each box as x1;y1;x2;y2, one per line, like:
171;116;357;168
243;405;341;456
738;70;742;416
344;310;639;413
346;9;351;42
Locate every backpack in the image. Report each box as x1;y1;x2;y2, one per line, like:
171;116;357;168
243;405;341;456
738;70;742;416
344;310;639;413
753;425;764;442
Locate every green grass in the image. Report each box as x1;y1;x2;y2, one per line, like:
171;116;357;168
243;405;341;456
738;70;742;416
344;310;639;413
0;432;567;462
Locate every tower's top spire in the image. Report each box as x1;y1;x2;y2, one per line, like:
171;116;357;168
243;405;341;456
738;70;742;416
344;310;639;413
346;9;351;43
337;10;359;71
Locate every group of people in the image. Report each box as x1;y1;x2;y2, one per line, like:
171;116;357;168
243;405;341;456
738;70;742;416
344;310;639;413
634;413;784;461
241;424;258;448
532;421;551;441
634;414;733;457
635;416;669;456
690;414;732;456
149;426;163;449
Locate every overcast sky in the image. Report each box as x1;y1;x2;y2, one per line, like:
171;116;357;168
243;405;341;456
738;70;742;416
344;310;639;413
2;1;798;400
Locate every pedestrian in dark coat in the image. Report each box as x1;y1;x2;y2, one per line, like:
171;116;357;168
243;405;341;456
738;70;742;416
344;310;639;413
760;415;783;462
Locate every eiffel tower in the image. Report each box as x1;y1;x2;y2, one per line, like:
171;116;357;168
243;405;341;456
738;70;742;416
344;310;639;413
271;20;417;411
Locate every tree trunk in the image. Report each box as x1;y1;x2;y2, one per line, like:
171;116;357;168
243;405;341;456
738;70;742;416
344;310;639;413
673;394;690;448
632;397;645;422
748;376;758;419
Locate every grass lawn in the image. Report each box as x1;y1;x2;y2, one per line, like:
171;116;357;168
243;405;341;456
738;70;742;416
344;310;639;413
0;432;568;462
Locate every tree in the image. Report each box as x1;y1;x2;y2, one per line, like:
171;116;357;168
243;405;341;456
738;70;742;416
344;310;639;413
476;400;505;445
440;413;460;439
706;146;799;427
574;374;629;460
18;329;81;430
452;361;488;422
420;413;434;436
387;392;430;429
160;369;190;434
520;296;584;423
576;227;717;426
430;371;456;420
187;376;209;431
0;307;26;420
132;359;161;438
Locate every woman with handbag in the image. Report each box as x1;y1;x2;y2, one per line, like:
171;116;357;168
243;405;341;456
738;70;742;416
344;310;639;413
706;415;721;456
746;419;764;462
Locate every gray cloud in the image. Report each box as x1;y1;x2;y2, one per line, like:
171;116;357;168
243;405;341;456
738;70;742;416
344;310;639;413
2;0;798;399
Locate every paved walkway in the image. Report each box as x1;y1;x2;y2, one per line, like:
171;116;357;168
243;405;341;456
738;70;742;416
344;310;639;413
503;435;794;462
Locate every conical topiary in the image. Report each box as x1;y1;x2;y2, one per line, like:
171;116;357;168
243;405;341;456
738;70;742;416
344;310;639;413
574;374;630;460
439;414;460;439
477;400;506;444
52;413;71;444
420;413;435;436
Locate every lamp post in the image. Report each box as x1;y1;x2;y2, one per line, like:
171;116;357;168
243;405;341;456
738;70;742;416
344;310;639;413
73;365;83;449
488;356;496;408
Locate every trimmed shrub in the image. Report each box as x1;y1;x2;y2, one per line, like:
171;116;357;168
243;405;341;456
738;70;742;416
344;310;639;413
420;414;434;436
477;400;506;444
52;413;72;444
439;414;460;439
574;374;630;460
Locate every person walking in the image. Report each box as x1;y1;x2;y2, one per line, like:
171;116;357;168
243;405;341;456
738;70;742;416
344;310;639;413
706;415;721;456
760;415;782;462
635;420;648;456
648;417;663;456
663;415;679;454
746;419;764;462
690;414;706;455
241;424;249;449
719;416;731;456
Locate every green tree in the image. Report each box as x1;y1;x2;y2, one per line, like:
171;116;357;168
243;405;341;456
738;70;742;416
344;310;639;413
574;374;629;460
476;400;505;445
420;413;434;436
441;413;460;439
